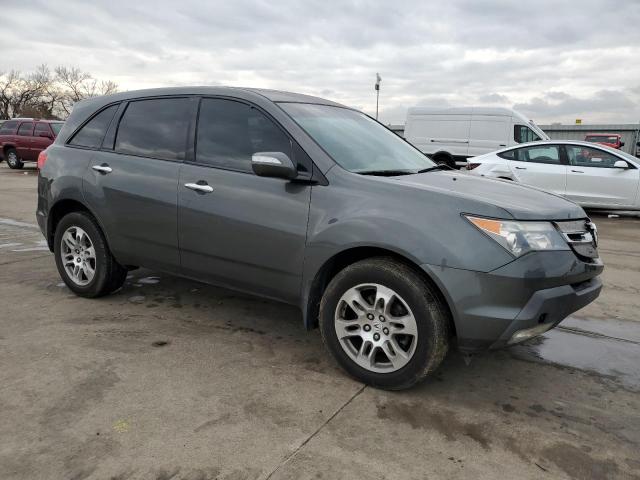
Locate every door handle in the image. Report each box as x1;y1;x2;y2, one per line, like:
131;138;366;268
515;166;527;170
92;165;112;174
571;170;584;173
185;182;214;194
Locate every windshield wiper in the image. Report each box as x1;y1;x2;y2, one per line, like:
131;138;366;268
357;169;416;177
416;164;452;173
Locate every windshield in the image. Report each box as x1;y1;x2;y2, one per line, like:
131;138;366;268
280;103;435;173
50;123;63;136
586;135;618;144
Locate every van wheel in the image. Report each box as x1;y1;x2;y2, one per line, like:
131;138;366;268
319;257;450;390
433;154;455;169
54;211;127;298
6;149;23;169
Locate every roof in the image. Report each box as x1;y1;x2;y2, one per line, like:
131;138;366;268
81;86;346;108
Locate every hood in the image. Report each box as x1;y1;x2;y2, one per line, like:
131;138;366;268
392;171;586;220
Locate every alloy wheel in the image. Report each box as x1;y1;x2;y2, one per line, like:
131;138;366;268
60;226;96;286
334;283;418;373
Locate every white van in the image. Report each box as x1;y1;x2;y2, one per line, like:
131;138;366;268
403;107;549;168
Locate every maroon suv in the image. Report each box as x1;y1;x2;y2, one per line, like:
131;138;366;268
0;118;64;169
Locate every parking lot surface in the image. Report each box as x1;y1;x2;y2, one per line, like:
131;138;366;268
1;164;640;480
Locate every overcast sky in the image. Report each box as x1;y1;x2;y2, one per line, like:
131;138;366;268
2;0;639;125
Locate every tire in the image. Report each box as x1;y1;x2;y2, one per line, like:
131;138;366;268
54;211;127;298
5;148;23;169
433;154;456;169
319;257;450;390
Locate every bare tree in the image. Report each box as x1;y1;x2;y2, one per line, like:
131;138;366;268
0;65;118;119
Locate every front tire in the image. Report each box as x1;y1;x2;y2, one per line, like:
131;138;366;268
54;212;127;298
5;148;23;169
320;257;450;390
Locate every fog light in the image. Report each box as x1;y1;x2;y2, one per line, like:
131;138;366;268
508;322;554;345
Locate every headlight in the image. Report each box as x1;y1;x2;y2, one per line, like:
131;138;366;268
465;216;569;257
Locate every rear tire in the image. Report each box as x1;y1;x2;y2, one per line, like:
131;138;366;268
433;154;455;169
5;148;23;169
54;212;127;298
319;257;450;390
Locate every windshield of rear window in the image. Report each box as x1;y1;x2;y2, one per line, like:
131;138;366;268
50;123;63;136
280;103;434;173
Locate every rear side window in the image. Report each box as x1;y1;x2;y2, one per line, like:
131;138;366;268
34;123;52;136
17;122;34;136
0;121;18;134
115;98;192;161
514;125;541;143
516;145;561;164
69;105;118;149
497;149;516;160
196;98;292;172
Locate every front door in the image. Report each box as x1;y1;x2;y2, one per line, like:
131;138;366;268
508;144;567;196
178;97;311;304
564;144;640;207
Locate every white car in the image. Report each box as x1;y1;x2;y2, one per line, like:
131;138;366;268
466;140;640;209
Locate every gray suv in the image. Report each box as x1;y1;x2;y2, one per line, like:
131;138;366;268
37;87;603;389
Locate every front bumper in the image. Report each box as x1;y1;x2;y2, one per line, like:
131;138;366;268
422;251;603;353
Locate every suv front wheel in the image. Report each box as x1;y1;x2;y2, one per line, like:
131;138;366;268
319;257;450;390
54;212;127;297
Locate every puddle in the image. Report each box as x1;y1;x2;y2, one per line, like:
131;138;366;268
511;317;640;391
138;276;160;285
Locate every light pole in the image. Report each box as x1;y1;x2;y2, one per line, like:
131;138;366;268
375;73;381;120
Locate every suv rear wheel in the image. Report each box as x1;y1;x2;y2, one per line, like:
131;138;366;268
54;212;127;297
319;257;450;390
5;148;23;169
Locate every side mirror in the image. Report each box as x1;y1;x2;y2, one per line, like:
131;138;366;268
620;141;625;147
613;160;628;169
251;152;297;180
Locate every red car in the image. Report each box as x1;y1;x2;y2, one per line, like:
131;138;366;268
584;133;625;150
0;118;64;169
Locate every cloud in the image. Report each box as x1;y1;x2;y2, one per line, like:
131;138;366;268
1;0;639;125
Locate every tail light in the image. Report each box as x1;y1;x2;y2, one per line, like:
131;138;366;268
37;150;48;170
466;163;481;170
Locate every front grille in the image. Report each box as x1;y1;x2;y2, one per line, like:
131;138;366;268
555;219;598;259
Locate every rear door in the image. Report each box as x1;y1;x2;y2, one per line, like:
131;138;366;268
178;97;311;303
82;97;196;272
32;123;54;157
507;144;567;195
468;114;510;157
16;122;34;160
564;144;639;207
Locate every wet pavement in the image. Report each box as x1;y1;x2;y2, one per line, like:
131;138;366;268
1;164;639;480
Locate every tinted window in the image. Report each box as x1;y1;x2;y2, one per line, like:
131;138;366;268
34;123;52;136
0;120;18;134
517;145;561;164
116;98;192;161
585;135;619;144
514;125;541;143
17;122;34;136
69;105;118;148
565;145;622;168
497;149;516;160
196;98;292;172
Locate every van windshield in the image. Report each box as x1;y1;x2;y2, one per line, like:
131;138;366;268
280;103;435;174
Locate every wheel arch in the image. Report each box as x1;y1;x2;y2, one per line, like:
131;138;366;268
47;198;111;253
302;246;455;337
